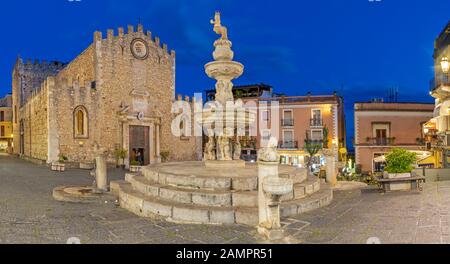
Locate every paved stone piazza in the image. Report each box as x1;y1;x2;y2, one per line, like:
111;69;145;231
1;153;449;244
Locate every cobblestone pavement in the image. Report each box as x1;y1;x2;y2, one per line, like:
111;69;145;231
1;154;449;244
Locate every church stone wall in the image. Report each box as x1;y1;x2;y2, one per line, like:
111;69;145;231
13;24;201;165
92;25;199;163
50;45;99;163
18;80;49;161
12;59;65;157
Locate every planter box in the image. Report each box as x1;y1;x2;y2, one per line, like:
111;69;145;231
383;172;411;180
51;163;66;172
129;166;144;173
383;172;412;191
80;163;95;170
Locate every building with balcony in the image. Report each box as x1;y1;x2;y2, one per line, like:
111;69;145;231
427;20;450;168
205;85;346;167
205;83;279;102
0;93;13;153
258;93;346;168
205;83;279;162
354;102;434;173
276;93;347;166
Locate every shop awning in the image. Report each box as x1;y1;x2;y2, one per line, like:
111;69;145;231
373;156;386;163
373;151;433;164
418;155;435;166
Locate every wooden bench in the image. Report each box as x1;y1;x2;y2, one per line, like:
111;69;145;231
376;176;426;193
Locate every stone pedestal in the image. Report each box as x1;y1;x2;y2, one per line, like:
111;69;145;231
325;155;337;187
323;148;338;187
95;155;108;192
258;161;279;226
257;161;293;240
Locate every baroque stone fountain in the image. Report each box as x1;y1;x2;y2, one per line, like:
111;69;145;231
111;12;333;227
202;11;250;168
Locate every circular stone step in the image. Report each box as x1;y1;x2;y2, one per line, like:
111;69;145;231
53;186;116;204
118;183;237;224
126;174;323;208
128;175;233;207
113;180;333;226
142;162;306;192
113;162;328;226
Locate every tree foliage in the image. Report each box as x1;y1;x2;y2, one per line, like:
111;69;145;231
384;148;417;174
304;140;322;158
304;131;323;176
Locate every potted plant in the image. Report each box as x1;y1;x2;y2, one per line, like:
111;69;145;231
383;148;417;179
115;149;127;169
160;151;170;163
52;154;68;172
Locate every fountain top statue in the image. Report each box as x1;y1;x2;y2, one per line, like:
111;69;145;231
204;12;244;104
210;11;228;40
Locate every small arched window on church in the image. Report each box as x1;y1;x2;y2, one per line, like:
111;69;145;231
74;106;88;139
179;114;190;141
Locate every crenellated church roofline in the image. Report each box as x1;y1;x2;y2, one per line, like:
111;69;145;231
93;24;175;58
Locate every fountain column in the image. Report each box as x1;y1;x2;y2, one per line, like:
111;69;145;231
204;12;245;164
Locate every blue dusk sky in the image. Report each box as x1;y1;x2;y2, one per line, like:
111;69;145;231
0;0;448;150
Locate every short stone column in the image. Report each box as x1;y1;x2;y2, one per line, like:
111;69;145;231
258;161;279;227
257;161;293;240
95;154;108;192
323;148;338;187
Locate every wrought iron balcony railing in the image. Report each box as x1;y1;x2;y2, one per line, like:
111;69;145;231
310;118;323;127
279;141;298;149
365;137;396;146
430;72;450;92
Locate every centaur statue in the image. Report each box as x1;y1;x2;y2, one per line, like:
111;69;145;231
210;11;228;40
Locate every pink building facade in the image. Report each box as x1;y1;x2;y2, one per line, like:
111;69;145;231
242;93;346;167
354;102;434;173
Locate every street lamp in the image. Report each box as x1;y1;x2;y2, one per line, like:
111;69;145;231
441;57;449;74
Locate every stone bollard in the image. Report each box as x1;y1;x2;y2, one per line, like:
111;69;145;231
258;161;279;228
95;155;108;192
257;161;293;240
325;155;337;186
323;148;338;187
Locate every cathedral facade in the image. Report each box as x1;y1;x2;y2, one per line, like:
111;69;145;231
12;24;201;167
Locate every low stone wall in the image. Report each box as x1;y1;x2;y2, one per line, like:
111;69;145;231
413;168;450;181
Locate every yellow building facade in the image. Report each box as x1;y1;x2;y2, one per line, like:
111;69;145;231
0;94;13;153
